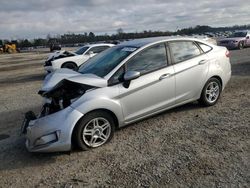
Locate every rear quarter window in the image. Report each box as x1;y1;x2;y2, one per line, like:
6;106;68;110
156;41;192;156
197;42;212;53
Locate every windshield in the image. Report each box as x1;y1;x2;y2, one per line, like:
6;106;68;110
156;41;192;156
78;46;138;77
75;46;89;55
229;32;247;38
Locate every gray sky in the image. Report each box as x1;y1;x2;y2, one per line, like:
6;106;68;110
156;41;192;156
0;0;249;39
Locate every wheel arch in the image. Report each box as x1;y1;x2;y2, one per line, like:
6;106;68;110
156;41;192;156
200;75;223;98
61;61;78;68
210;75;223;89
83;108;119;129
71;108;119;146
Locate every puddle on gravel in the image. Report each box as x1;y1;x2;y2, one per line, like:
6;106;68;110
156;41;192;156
0;134;10;141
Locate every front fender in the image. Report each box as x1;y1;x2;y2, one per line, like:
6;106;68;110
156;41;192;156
71;97;124;127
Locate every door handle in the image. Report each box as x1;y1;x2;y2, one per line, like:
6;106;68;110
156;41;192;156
159;73;171;80
198;59;207;65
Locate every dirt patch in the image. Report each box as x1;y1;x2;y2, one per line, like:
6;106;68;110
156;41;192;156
0;63;41;72
0;73;44;86
231;61;250;76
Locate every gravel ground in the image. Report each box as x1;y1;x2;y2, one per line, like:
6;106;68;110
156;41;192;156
0;48;249;187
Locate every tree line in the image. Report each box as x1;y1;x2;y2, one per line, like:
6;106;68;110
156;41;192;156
1;24;250;48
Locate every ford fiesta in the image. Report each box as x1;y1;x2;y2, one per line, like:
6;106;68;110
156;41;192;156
21;37;231;152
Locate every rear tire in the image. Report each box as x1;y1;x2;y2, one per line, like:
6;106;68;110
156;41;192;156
238;41;244;50
199;78;221;106
61;62;78;71
72;111;115;151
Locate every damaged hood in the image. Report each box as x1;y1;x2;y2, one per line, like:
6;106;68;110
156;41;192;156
47;50;76;61
42;69;107;91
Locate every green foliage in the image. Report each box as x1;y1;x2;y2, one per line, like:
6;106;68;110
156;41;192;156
2;24;250;48
19;39;32;48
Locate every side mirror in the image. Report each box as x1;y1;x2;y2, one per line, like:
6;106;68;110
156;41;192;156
123;71;140;88
246;36;249;39
124;71;140;81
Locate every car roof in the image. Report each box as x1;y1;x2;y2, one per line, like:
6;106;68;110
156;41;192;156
118;36;210;48
85;43;114;47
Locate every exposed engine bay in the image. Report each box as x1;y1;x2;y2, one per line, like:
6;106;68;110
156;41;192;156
38;79;96;117
52;51;76;60
44;51;76;66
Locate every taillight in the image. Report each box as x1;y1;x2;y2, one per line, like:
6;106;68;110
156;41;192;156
225;50;230;58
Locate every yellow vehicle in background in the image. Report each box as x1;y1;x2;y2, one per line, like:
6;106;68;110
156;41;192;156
0;42;19;53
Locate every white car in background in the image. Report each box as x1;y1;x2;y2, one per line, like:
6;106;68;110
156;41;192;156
44;43;114;72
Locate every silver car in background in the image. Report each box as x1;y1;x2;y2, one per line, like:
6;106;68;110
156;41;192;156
22;37;231;152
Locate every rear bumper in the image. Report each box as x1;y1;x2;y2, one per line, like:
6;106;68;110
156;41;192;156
24;106;83;152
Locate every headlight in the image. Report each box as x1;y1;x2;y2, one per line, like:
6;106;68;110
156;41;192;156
34;131;60;146
38;80;97;116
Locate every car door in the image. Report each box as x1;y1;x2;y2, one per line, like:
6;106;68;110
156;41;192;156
168;41;209;103
116;43;175;123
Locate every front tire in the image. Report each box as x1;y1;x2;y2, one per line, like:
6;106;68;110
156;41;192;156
199;78;221;106
73;111;115;151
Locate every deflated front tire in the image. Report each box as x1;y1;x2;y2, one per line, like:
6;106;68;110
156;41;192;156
72;110;115;151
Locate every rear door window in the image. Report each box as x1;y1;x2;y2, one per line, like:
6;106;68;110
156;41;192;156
169;41;201;63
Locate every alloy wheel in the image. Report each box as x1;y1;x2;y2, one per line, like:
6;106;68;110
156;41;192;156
205;81;220;103
82;117;111;147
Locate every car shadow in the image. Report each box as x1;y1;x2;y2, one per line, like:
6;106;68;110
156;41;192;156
0;102;201;171
0;92;231;172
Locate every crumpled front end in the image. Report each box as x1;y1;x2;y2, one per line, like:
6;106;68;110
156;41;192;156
25;106;83;152
21;72;107;152
22;81;98;152
44;51;76;67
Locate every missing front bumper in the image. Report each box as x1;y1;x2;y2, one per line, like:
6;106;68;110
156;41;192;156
21;111;37;134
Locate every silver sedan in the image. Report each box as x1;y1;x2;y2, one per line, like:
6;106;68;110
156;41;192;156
22;37;231;152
